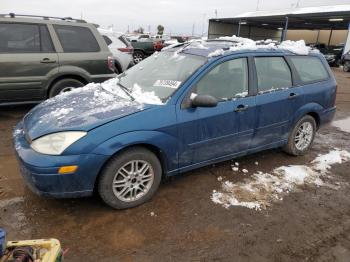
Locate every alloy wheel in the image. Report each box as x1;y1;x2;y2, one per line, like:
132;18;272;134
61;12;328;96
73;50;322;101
112;160;154;202
294;122;314;151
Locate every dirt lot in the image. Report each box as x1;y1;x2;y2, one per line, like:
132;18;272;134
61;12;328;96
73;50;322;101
1;68;350;262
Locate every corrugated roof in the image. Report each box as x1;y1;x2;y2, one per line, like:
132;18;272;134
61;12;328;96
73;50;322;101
235;4;350;18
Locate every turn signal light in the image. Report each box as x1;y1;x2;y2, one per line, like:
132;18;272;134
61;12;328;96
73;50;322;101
58;165;78;174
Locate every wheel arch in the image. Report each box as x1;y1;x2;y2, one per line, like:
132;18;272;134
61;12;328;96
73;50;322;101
114;59;123;74
292;102;323;130
46;74;89;98
93;143;169;193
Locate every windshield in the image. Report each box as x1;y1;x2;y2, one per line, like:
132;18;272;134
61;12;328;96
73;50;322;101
119;51;207;102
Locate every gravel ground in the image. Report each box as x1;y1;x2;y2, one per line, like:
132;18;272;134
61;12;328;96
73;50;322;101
0;68;350;262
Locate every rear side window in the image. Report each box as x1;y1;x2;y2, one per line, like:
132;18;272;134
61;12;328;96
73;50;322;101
54;25;100;52
195;58;249;101
255;57;292;93
0;23;54;53
102;35;112;46
289;56;329;83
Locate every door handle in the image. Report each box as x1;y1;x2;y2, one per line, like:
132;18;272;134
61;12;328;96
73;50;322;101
288;92;299;99
234;104;249;112
40;58;56;63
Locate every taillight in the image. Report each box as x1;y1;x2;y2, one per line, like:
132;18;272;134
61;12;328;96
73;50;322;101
107;56;115;72
118;47;134;54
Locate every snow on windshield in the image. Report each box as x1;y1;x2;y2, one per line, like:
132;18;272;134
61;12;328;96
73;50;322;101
208;36;316;57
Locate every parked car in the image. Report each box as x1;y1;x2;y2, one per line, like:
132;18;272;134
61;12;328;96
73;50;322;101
341;50;350;72
14;40;336;209
310;43;344;67
0;14;116;105
98;28;134;73
127;38;158;64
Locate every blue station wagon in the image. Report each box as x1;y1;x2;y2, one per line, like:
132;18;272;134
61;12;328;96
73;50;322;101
13;40;337;209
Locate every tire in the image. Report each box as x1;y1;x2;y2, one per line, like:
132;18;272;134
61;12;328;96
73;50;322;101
114;62;122;75
133;51;144;64
98;147;162;209
283;115;317;156
49;78;84;98
343;61;350;72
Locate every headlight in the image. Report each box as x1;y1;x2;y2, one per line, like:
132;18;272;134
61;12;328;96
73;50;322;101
31;131;87;155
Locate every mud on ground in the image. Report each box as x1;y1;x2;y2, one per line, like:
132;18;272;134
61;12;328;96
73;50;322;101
0;68;350;262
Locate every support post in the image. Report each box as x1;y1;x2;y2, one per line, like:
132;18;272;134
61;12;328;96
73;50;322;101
237;20;241;37
328;29;333;47
316;30;320;44
281;16;289;42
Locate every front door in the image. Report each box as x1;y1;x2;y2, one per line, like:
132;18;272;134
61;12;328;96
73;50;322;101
0;22;58;102
176;57;256;169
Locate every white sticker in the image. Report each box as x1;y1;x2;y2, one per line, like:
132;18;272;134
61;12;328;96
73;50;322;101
154;80;181;89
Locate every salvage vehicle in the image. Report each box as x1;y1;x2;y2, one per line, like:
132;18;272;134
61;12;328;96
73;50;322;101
310;43;344;67
14;39;337;209
98;28;134;73
0;13;115;105
128;38;162;64
322;45;344;67
341;50;350;72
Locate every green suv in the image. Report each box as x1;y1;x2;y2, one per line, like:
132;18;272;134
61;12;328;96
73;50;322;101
0;13;116;105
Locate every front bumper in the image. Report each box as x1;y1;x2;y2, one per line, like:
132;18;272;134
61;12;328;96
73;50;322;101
13;122;109;198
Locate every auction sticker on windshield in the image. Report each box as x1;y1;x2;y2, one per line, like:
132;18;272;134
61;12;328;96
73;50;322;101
154;80;181;89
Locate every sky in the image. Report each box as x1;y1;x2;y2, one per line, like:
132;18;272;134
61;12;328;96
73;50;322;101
1;0;349;35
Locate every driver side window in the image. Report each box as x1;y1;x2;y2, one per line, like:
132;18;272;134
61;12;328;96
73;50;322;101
194;58;249;101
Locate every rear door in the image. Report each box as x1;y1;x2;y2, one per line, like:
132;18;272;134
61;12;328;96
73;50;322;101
251;55;304;149
176;57;256;168
0;22;58;102
53;24;112;80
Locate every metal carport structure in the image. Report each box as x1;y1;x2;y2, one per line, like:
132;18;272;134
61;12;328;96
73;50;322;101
208;5;350;54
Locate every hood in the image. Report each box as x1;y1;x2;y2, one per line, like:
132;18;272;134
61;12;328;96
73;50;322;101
24;82;154;140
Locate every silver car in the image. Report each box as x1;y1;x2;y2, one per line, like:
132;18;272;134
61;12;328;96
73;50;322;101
98;28;134;73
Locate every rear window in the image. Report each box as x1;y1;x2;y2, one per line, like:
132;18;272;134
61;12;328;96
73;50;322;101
54;25;100;52
0;23;54;53
255;57;292;93
289;56;329;83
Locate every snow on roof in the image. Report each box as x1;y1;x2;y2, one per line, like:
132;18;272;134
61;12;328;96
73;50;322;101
235;4;350;18
209;36;316;57
166;36;318;57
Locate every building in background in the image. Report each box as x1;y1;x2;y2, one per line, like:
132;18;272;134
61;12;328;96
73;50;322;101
208;4;350;54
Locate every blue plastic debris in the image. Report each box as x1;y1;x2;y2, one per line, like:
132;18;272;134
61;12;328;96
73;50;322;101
0;228;6;258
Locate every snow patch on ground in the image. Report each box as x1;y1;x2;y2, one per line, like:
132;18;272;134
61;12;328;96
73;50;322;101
211;149;350;210
332;117;350;133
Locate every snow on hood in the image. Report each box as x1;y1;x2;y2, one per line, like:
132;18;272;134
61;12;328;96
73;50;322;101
211;149;350;210
208;36;316;57
23;77;162;140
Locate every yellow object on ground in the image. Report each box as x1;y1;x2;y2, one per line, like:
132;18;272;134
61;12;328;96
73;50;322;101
4;238;62;262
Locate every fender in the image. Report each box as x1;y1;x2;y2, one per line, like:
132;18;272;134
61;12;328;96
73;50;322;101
45;66;91;91
292;102;324;126
92;130;179;173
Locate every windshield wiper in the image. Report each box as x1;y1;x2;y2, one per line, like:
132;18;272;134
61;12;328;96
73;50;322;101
117;82;135;101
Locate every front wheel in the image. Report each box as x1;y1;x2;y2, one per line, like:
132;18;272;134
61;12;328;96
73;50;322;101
98;147;162;209
283;115;316;156
343;61;350;72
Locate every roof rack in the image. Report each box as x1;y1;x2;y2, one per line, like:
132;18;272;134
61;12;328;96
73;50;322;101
0;13;86;23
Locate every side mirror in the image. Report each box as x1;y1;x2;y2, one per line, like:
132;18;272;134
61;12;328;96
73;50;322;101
191;94;218;108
